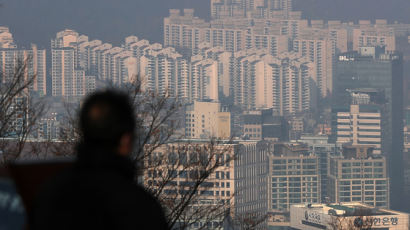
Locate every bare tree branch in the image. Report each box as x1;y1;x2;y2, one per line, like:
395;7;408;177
0;56;46;163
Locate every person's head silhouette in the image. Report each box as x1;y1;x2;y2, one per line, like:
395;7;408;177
79;90;136;157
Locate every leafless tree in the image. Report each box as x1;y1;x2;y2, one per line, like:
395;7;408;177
233;212;269;230
53;78;236;228
143;140;235;229
0;57;45;163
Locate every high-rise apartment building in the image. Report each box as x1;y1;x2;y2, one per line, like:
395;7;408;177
0;27;16;48
210;0;293;19
163;9;208;52
328;145;389;208
353;21;396;52
51;30;99;100
51;48;75;97
308;20;349;55
232;51;313;114
164;9;294;54
88;42;110;76
190;57;218;101
184;101;230;139
51;29;79;49
292;37;333;97
333;47;403;209
196;44;233;98
77;39;102;72
0;44;47;95
139;46;189;98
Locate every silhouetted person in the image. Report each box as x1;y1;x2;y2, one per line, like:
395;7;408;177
31;90;169;230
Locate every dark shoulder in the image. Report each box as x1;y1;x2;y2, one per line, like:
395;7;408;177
33;167;169;230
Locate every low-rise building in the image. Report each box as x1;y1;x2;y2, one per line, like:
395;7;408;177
185;101;231;139
241;108;288;141
290;203;409;230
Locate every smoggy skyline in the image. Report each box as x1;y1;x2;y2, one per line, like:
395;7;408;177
1;0;410;48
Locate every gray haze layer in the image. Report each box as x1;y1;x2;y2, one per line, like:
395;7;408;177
1;0;410;48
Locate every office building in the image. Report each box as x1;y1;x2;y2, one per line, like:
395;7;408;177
328;145;389;208
333;47;403;209
299;135;342;202
269;143;321;212
234;140;269;229
143;140;237;229
241;108;288;141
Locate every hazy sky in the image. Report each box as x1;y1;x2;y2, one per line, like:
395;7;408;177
1;0;410;48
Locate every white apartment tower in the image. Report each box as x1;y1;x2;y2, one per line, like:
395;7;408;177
353;21;396;52
232;51;313;115
292;37;333;97
51;30;98;99
210;0;293;19
0;27;16;48
51;48;75;97
139;47;189;99
163;9;207;52
190;57;219;102
196;44;233;98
